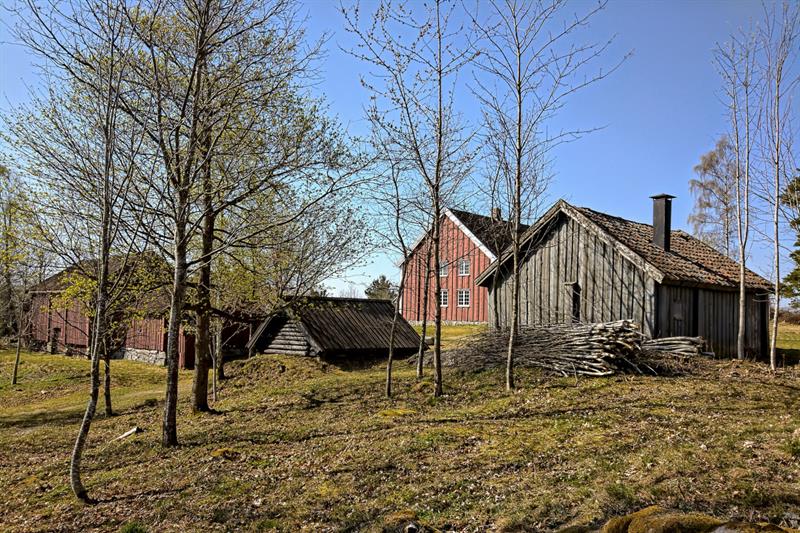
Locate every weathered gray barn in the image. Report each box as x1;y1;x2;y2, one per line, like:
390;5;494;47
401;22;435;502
476;195;773;357
246;297;421;358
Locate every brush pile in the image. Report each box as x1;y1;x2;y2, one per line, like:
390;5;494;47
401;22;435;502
433;321;707;376
642;336;707;357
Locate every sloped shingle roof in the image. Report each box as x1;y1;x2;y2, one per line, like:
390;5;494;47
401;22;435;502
574;206;771;291
448;208;530;257
477;199;772;292
30;253;174;314
247;297;421;356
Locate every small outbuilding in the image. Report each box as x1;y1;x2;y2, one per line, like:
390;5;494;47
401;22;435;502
246;297;421;359
28;256;197;369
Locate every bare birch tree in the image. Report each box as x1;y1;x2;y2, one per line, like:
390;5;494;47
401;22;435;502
363;156;418;397
8;0;147;501
471;0;623;389
715;28;760;361
343;0;475;397
0;166;48;385
689;136;738;257
760;1;799;369
113;0;365;442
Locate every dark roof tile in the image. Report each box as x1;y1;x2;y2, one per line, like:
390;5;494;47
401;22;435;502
449;208;530;256
574;206;772;291
247;297;421;356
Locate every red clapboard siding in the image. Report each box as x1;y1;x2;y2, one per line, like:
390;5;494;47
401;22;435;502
28;291;195;369
29;294;89;349
30;294;51;342
126;317;166;351
401;213;493;324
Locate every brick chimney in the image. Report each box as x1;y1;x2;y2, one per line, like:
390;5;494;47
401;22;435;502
491;207;502;221
651;194;676;252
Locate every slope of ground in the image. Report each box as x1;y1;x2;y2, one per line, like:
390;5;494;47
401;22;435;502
0;328;799;532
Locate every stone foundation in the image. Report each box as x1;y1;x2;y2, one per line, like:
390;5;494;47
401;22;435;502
113;347;167;366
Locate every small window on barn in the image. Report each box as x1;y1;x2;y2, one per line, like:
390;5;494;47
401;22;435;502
439;289;449;307
569;283;581;323
458;259;470;276
457;289;470;307
439;262;449;277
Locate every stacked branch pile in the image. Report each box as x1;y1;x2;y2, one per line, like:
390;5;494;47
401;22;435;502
430;321;707;376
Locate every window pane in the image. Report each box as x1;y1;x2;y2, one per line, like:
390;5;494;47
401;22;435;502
457;289;470;307
439;263;448;277
458;259;469;276
439;289;448;307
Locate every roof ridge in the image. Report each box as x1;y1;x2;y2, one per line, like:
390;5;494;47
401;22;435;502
575;205;653;228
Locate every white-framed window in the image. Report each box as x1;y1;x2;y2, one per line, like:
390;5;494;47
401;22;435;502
458;259;470;276
457;288;470;307
439;262;449;277
439;289;449;307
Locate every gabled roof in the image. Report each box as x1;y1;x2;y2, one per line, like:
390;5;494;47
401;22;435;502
476;199;772;291
246;296;421;356
402;208;530;266
448;209;530;257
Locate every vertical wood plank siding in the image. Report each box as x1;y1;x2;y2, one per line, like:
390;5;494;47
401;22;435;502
660;286;766;357
29;293;91;350
401;215;492;323
28;293;197;367
30;294;51;342
125;317;167;351
490;213;656;336
488;211;768;358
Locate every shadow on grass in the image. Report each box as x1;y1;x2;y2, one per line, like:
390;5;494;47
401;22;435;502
0;407;86;429
777;348;800;366
0;396;167;430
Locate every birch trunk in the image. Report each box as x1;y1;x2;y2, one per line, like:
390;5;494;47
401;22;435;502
11;327;22;385
432;0;444;398
416;246;432;379
432;206;443;397
70;36;115;498
162;232;187;447
770;77;781;369
215;327;225;381
386;262;407;398
103;352;112;416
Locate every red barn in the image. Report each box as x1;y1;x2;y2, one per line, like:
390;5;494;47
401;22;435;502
400;208;525;324
28;261;196;369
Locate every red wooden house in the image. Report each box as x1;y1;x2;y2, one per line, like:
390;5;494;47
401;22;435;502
29;260;196;369
400;208;526;324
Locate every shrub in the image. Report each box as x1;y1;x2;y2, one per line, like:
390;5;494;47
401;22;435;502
119;522;147;533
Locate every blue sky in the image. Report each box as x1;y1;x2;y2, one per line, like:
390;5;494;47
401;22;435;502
0;0;777;295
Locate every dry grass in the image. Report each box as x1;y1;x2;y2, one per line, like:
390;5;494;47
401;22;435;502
412;323;487;350
777;322;800;366
0;326;799;532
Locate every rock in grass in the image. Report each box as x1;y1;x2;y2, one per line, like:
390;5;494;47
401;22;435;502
593;506;797;533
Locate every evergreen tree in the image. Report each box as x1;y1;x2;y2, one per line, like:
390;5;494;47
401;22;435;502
364;275;397;301
781;168;800;308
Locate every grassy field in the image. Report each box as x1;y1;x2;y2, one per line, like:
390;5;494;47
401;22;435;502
1;326;799;532
777;322;800;365
412;323;487;350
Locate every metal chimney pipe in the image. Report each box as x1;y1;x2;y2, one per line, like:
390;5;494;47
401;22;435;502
650;194;676;251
